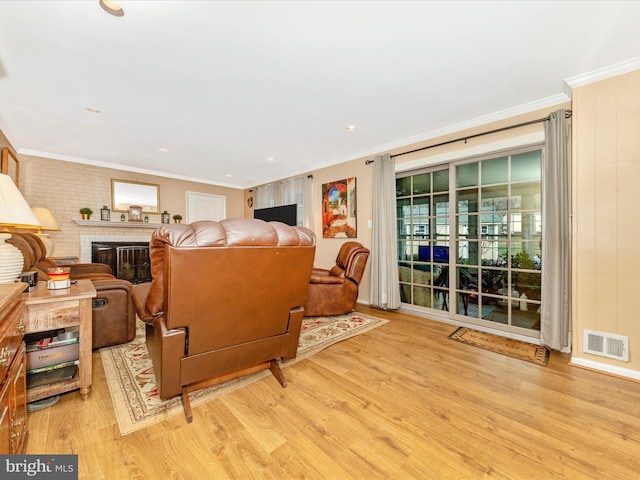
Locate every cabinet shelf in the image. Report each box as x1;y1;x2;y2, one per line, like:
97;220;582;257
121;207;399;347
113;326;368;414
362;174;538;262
27;375;80;403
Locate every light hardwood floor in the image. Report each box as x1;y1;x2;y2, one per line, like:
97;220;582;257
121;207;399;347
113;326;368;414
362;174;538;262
26;306;640;479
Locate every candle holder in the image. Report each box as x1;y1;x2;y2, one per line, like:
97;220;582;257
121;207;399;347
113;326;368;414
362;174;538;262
47;267;71;289
100;205;111;221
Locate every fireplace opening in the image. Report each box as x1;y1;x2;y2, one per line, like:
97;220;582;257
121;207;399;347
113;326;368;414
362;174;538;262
91;241;151;283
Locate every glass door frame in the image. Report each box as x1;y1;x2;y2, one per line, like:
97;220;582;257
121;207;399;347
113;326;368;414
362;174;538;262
397;144;543;339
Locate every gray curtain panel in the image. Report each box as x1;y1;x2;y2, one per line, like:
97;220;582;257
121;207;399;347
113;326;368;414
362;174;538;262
370;153;401;310
541;109;571;351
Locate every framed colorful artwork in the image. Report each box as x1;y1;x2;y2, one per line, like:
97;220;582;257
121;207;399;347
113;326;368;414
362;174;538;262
321;177;357;238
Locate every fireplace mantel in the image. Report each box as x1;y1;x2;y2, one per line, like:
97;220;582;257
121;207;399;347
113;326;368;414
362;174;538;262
74;219;163;229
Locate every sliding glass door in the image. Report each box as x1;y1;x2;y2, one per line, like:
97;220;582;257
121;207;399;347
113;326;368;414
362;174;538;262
397;147;542;337
397;168;450;311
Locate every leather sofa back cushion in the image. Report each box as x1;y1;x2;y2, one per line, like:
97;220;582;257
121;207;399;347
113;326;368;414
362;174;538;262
165;246;314;355
143;219;316;352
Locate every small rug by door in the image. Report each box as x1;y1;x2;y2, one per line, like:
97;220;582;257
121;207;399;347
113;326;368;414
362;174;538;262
100;312;388;435
448;327;550;366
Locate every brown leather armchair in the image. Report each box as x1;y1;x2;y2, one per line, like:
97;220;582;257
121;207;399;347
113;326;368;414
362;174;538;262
303;241;370;317
7;232;136;349
131;218;316;422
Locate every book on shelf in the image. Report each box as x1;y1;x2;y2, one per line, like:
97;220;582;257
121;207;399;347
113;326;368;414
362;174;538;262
25;327;79;352
27;359;79;376
26;340;79;371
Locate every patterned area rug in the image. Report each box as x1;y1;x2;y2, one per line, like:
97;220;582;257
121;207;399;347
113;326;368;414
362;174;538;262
448;327;550;366
100;312;388;435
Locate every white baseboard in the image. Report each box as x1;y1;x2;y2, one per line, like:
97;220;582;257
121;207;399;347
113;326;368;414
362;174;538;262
570;357;640;382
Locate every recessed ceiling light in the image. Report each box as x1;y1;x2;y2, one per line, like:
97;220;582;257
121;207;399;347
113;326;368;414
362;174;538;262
99;0;124;17
158;147;169;152
86;107;101;113
267;157;274;161
346;125;356;131
226;174;233;178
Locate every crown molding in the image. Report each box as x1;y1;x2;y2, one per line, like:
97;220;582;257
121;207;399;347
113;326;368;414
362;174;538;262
345;93;570;162
17;148;244;190
247;93;570;188
565;56;640;89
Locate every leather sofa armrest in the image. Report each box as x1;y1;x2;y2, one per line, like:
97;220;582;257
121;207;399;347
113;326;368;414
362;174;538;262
71;273;115;280
90;277;133;291
309;273;348;285
132;282;154;323
69;263;113;276
311;267;330;275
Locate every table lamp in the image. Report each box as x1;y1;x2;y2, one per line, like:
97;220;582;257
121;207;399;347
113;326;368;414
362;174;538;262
0;173;41;283
32;207;61;256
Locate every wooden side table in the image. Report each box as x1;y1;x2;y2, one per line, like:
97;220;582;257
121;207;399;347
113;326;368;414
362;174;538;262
22;279;96;402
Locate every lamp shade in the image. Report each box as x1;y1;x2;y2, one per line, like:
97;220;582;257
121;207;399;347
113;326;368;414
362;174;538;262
0;173;40;283
32;207;60;231
0;173;41;228
31;207;60;257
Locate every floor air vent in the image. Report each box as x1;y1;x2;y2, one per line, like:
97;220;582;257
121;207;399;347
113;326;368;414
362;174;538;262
583;330;629;362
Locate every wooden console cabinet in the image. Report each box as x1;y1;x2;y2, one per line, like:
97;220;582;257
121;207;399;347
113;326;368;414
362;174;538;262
0;283;28;454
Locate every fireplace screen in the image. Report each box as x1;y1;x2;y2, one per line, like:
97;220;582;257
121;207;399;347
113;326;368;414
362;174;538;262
92;242;151;283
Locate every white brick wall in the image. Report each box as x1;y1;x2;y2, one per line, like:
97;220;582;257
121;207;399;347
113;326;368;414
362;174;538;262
16;155;244;258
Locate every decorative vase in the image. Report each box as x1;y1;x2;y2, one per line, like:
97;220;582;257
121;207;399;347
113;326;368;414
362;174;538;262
0;233;24;284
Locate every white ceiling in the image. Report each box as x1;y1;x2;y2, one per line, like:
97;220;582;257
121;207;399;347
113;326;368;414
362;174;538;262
1;1;640;189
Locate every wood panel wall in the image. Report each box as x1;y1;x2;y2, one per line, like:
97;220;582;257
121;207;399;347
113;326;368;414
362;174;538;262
572;69;640;374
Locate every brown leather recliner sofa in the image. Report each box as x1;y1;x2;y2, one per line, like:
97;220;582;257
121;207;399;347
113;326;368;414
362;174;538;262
131;218;316;421
303;241;370;317
7;232;136;349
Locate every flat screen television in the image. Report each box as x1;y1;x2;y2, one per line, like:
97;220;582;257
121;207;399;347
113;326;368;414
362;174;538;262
253;204;297;226
418;245;449;263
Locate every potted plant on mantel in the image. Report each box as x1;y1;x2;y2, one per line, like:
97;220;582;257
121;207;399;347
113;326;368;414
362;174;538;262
79;207;93;220
173;214;183;224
